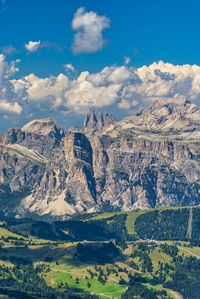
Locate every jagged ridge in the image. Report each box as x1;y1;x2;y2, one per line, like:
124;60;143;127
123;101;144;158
83;111;115;130
1;101;200;218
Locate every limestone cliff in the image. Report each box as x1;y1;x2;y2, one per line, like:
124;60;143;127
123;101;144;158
83;111;115;131
1;101;200;218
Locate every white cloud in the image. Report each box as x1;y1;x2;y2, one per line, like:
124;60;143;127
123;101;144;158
0;101;22;114
4;53;200;127
88;66;140;85
63;64;75;72
11;66;135;113
25;73;68;101
115;61;200;109
118;100;132;109
107;66;137;84
65;79;121;110
25;41;41;52
53;97;62;108
72;7;110;54
135;61;200;103
0;54;23;115
11;60;200;116
24;41;63;53
124;56;131;65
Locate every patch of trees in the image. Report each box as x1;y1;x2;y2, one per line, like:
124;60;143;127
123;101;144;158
160;244;179;257
131;240;200;298
0;257;99;298
0;216;31;227
0;255;32;265
137;242;149;252
0;224;29;238
191;207;200;241
0;261;56;298
30;221;68;241
0;213;129;243
55;214;128;241
164;256;200;298
0;184;31;209
0;217;68;242
76;242;121;264
1;235;24;241
190;239;200;246
121;274;169;299
132;250;153;273
128;260;139;270
115;240;128;250
135;208;189;240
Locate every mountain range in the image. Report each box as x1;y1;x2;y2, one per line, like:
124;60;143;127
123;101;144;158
1;100;200;219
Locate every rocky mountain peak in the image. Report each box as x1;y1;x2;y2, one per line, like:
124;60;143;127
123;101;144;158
2;100;200;218
143;99;193;116
0;128;30;146
104;100;200;141
22;118;66;139
83;111;97;129
140;100;200;129
83;111;115;130
97;112;115;129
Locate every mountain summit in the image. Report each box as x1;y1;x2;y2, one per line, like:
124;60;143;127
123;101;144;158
83;111;115;130
1;101;200;218
104;100;200;141
22;118;66;139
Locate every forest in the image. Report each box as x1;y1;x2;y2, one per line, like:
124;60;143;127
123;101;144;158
0;208;200;298
134;208;189;240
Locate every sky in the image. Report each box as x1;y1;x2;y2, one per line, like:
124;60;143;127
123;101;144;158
1;0;200;131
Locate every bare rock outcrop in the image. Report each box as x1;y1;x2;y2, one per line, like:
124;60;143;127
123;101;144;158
1;101;200;218
83;111;115;131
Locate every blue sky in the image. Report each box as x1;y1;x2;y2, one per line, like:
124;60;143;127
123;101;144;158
2;0;200;75
1;0;200;130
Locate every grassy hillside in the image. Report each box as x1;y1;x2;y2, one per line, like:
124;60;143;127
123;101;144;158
125;210;146;235
1;207;200;298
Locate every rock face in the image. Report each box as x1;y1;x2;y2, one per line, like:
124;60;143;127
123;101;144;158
83;111;115;130
22;132;97;216
1;101;200;218
0;118;66;215
22;118;66;140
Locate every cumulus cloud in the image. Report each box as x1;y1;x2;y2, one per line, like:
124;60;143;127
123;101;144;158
10;65;140;115
0;101;22;114
25;41;41;52
11;60;200;117
25;41;63;53
65;79;121;111
134;61;200;104
72;7;110;54
115;61;200;110
0;54;23;115
4;53;200;129
25;73;68;101
88;66;140;86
